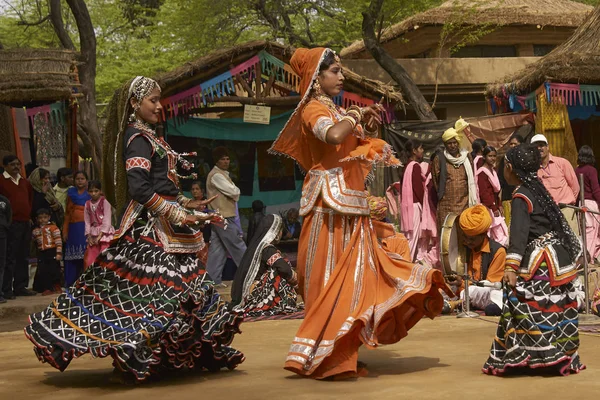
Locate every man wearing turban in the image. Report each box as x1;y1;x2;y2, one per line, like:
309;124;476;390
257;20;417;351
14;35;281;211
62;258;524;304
445;205;505;315
431;118;479;231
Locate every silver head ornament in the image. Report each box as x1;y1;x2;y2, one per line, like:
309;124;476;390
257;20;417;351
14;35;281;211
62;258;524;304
128;76;161;103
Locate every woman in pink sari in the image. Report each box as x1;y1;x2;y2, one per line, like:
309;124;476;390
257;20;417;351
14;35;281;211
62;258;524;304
421;161;439;266
400;140;428;261
476;146;508;246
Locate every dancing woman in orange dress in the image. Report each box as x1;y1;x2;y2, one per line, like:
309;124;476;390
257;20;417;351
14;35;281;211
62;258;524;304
270;48;448;380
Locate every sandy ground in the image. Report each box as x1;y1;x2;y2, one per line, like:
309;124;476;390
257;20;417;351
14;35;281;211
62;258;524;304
1;316;599;400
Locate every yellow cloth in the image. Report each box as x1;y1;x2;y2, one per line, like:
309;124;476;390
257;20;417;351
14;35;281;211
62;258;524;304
536;93;578;168
368;195;388;221
459;204;492;236
442;127;459;143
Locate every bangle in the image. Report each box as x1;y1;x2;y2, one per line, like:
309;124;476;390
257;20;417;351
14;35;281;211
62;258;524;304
346;109;362;123
363;124;378;137
340;116;357;129
347;105;363;121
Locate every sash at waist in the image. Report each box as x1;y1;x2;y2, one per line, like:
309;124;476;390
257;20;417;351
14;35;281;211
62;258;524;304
300;167;369;216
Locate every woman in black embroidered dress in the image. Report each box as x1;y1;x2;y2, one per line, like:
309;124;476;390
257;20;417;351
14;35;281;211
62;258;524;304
25;76;245;382
483;144;584;376
230;214;301;317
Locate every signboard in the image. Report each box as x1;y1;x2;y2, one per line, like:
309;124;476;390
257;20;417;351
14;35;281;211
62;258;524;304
243;104;271;125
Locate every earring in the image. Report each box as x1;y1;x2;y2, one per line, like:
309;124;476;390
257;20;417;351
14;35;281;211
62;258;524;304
313;80;323;96
129;105;140;123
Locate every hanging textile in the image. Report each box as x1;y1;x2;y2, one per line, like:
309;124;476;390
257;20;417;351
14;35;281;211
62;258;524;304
580;85;600;107
200;71;235;104
259;51;286;82
0;106;16;156
10;108;27;175
34;113;52;167
547;83;581;106
158;51;391;125
536;93;578;167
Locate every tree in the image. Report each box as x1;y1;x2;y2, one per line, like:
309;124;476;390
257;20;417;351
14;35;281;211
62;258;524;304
362;0;437;121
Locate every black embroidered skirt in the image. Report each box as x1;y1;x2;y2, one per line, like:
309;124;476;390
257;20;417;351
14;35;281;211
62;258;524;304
482;263;584;376
25;222;245;381
241;269;303;318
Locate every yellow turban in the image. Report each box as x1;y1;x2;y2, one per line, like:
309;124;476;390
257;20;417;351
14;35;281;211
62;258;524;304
368;196;388;221
459;205;492;236
455;117;469;133
442;127;459;143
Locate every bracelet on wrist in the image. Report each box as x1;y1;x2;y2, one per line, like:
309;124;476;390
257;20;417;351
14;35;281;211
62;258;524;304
340;116;357;129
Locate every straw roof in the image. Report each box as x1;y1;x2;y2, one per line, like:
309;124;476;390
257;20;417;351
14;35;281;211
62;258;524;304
0;48;80;106
487;5;600;96
341;0;593;58
154;40;404;103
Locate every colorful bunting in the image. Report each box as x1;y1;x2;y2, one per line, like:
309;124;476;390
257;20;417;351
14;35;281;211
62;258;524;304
159;51;390;124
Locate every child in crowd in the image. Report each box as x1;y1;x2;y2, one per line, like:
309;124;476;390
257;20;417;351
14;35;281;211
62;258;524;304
0;194;11;303
84;180;114;268
62;171;91;287
32;208;62;295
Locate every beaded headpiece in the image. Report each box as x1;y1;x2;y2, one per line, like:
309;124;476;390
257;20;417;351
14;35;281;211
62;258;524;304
128;76;161;103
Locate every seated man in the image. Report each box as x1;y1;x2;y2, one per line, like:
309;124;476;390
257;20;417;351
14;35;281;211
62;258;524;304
282;208;301;240
369;195;411;261
445;204;505;316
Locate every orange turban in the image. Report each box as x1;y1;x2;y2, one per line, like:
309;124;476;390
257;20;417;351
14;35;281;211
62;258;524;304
459;205;492;236
368;196;388;221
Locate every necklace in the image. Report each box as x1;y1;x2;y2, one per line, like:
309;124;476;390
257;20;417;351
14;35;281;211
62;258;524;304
132;120;156;136
313;94;344;119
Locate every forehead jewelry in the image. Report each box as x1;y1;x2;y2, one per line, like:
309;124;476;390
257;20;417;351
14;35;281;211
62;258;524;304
129;76;161;103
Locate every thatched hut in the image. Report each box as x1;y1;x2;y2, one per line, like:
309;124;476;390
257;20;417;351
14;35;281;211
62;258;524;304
0;48;81;172
0;48;79;106
484;5;600;166
339;0;592;120
487;5;600;96
103;40;404;212
342;0;592;59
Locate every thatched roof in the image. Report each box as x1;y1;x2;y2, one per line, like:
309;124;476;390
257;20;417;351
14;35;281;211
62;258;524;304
0;48;80;107
341;0;593;58
155;40;404;103
487;5;600;96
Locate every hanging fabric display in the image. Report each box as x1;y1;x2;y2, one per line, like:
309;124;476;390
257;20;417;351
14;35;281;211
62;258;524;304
159;51;391;126
580;85;600;107
547;82;581;106
536;92;578;166
259;51;286;82
161;86;203;121
200;70;235;104
34;113;52;167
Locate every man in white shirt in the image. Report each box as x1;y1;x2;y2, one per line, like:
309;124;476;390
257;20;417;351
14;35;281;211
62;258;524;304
205;147;247;287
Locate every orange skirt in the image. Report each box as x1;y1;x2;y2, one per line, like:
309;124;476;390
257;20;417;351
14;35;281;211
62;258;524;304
286;203;446;379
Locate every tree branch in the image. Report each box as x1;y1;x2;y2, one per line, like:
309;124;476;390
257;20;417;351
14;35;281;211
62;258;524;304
362;0;437;121
49;0;75;50
16;15;50;26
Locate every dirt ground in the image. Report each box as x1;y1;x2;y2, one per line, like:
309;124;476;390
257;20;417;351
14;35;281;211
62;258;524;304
1;316;599;400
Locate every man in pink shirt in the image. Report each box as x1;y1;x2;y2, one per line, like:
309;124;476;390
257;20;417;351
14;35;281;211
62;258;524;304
531;134;580;233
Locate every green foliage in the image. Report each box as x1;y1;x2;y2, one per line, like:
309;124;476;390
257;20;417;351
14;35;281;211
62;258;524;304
0;0;596;102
